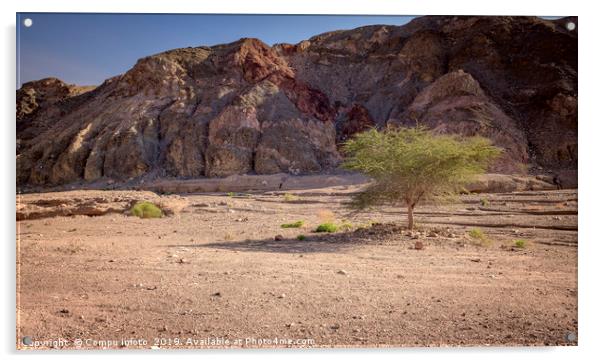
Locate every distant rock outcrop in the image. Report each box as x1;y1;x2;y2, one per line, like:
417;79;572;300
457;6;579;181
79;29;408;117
16;16;577;188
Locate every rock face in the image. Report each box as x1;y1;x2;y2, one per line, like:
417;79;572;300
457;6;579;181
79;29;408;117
16;16;577;188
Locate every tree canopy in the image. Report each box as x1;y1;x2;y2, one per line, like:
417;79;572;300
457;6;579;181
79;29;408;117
342;127;502;229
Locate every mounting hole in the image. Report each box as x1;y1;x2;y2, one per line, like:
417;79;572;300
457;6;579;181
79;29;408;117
566;21;575;31
23;18;33;27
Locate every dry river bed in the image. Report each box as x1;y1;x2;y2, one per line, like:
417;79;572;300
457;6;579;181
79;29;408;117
16;187;577;349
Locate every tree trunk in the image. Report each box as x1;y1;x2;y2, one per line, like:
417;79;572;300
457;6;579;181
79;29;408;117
407;204;414;230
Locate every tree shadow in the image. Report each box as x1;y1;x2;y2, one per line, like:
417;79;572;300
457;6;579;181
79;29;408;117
169;223;412;254
169;232;363;254
250;198;332;205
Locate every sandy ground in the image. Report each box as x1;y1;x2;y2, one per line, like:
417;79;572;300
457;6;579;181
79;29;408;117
16;187;577;349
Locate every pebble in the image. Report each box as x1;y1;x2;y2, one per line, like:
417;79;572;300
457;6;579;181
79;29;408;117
337;269;348;275
274;235;284;241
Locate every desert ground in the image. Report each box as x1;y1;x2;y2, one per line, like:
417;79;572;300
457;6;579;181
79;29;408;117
16;184;577;349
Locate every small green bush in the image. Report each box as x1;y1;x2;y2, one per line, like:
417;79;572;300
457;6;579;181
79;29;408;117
468;227;491;246
514;239;527;248
316;223;338;233
468;228;486;240
130;201;163;219
339;222;354;231
227;192;236;197
281;220;304;228
283;193;298;202
357;220;377;229
480;197;489;206
297;234;307;241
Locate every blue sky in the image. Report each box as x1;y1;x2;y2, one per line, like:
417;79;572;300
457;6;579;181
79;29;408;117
16;13;416;87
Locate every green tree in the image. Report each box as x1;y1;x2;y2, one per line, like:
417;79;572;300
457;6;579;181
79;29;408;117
342;127;501;230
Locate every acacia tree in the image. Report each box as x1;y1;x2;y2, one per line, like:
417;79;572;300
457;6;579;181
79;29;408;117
342;127;501;230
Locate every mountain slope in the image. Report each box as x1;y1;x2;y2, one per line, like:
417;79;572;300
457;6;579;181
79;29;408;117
16;16;577;187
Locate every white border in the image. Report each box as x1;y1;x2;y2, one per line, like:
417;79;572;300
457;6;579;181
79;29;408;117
2;0;599;362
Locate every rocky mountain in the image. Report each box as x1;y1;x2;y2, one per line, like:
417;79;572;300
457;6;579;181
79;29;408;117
16;16;577;188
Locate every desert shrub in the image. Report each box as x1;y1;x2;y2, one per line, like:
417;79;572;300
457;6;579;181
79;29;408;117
297;234;307;241
356;220;377;230
339;221;354;231
316;223;338;233
514;239;527;248
468;228;486;240
130;201;163;219
283;193;298;202
281;220;304;228
227;192;236;197
342;127;501;229
480;197;489;206
468;227;491;246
